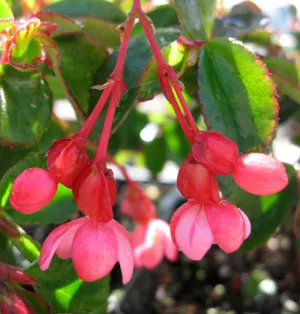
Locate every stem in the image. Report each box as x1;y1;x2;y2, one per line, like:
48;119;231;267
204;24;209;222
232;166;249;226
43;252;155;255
94;83;122;163
78;84;114;139
161;75;193;143
137;10;198;134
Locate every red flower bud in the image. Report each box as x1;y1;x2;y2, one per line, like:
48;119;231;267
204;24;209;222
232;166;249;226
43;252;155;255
0;264;36;285
120;184;156;224
73;163;117;222
232;153;288;195
47;136;89;188
177;154;220;202
10;168;58;214
192;130;239;175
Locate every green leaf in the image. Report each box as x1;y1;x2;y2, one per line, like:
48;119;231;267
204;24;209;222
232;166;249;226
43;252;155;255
6;184;77;225
198;38;278;154
36;11;81;35
173;0;216;40
0;152;46;209
231;164;298;251
0;66;53;146
45;0;126;23
0;233;17;264
0;0;14;32
26;258;109;313
53;33;109;114
90;28;180;133
145;136;167;176
264;57;300;105
75;17;120;48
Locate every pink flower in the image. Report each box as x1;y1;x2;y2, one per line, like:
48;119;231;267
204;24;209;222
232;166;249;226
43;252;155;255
131;219;178;269
39;217;134;284
232;153;288;195
10;168;58;214
170;200;251;260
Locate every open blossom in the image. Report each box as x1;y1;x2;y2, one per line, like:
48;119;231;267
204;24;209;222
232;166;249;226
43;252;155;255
171;200;251;260
39;217;134;284
131;219;178;269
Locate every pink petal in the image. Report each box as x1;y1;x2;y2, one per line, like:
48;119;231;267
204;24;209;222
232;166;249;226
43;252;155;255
72;220;118;282
153;219;178;262
39;217;87;270
10;168;58;214
172;201;213;260
232;153;288;195
240;210;251;239
136;242;164;269
205;201;245;253
108;219;134;284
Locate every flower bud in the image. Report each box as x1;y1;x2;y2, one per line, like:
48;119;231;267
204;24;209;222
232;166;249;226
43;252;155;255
177;154;220;202
120;184;156;224
232;153;288;195
47;136;89;188
192;130;239;175
73;163;117;222
10;168;58;214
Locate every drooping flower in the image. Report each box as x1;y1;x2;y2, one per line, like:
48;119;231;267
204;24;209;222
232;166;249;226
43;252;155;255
39;217;134;284
192;130;239;175
131;218;178;269
10;168;58;214
120;183;156;224
47;136;88;188
170;200;251;260
232;153;288;195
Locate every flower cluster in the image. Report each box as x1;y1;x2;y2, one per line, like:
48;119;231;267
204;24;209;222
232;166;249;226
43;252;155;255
8;0;289;285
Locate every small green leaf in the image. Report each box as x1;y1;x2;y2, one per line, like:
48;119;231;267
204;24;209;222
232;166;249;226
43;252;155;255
0;152;46;209
45;0;126;23
0;66;53;145
75;17;120;48
54;33;109;114
198;38;278;154
264;57;300;105
6;184;77;225
173;0;216;40
26;257;109;313
231;164;298;251
0;0;14;32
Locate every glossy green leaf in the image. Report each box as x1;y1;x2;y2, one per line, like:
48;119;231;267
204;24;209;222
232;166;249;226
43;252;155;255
173;0;216;40
45;0;126;23
75;17;120;48
0;0;14;32
54;33;109;114
264;58;300;105
229;164;298;251
198;38;278;154
6;184;77;225
0;66;53;146
90;28;180;133
27;258;109;313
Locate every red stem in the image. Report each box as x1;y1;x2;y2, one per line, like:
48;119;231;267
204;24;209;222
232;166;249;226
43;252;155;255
77;83;114;139
94;83;122;163
107;154;134;184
